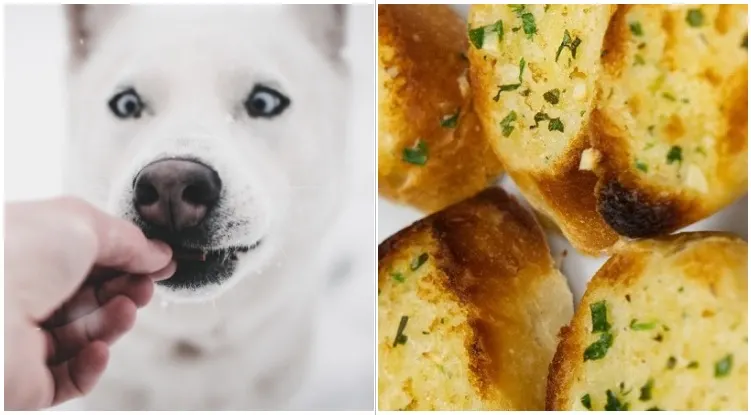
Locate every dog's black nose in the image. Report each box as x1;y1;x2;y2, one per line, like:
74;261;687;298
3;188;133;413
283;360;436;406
133;158;221;231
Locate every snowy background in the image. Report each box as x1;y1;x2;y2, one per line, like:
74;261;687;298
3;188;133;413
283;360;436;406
4;4;375;410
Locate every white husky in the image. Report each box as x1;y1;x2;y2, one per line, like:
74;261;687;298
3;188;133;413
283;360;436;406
62;4;356;410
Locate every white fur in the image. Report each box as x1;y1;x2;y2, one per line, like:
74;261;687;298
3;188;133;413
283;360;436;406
62;5;352;409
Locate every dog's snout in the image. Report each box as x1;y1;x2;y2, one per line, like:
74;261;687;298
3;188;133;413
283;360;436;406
133;158;222;231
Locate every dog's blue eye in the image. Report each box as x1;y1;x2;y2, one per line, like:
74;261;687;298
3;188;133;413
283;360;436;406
109;88;144;119
244;85;290;118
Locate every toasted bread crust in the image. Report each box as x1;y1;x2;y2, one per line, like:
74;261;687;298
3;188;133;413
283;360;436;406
591;5;748;239
468;4;619;255
468;4;748;254
547;232;748;410
378;4;503;213
378;187;573;410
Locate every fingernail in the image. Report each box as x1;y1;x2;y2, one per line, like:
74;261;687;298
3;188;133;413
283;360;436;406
149;260;177;281
147;239;172;257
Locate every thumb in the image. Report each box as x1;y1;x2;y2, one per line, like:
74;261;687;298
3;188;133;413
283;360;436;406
6;197;172;321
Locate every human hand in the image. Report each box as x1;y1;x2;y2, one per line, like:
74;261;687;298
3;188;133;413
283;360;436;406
4;197;175;410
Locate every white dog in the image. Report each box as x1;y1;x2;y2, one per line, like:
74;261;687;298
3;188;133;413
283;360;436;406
61;4;353;410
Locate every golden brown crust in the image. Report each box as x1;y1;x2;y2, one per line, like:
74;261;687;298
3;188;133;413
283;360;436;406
532;138;620;252
546;250;648;410
591;5;748;240
378;187;573;410
547;232;748;410
378;4;503;213
428;188;555;404
467;4;619;256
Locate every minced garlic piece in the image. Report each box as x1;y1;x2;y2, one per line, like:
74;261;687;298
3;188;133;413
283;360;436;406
579;148;601;171
685;164;709;193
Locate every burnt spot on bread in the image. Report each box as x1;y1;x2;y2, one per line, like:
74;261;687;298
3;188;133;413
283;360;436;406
597;181;678;238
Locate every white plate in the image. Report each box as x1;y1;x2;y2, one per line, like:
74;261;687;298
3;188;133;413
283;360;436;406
377;4;749;308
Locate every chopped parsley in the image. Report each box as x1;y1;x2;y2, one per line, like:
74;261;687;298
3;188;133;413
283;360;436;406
468;20;503;49
556;30;582;62
391;272;405;283
743;33;748;49
468;27;485;49
630;21;644;37
647;407;662;411
647;125;655;135
662;92;677;101
509;5;537;40
666;356;677;369
532;111;549;129
500;111;518;137
521;88;532;97
687;361;699;369
650;73;666;93
411;253;429;270
639;378;654;401
544;4;550;12
686;9;704;27
635;160;649;172
634;54;646;66
493;83;521;101
530;111;564;133
590;301;611;333
583;332;613;361
403;140;429;165
666;146;683;164
696;146;707;156
440;111;459;128
548;117;564;133
393;315;409;347
715;354;733;377
605;390;628;410
543;88;561;105
493;58;526;101
521;11;537;39
581;394;592;410
630;319;656;330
